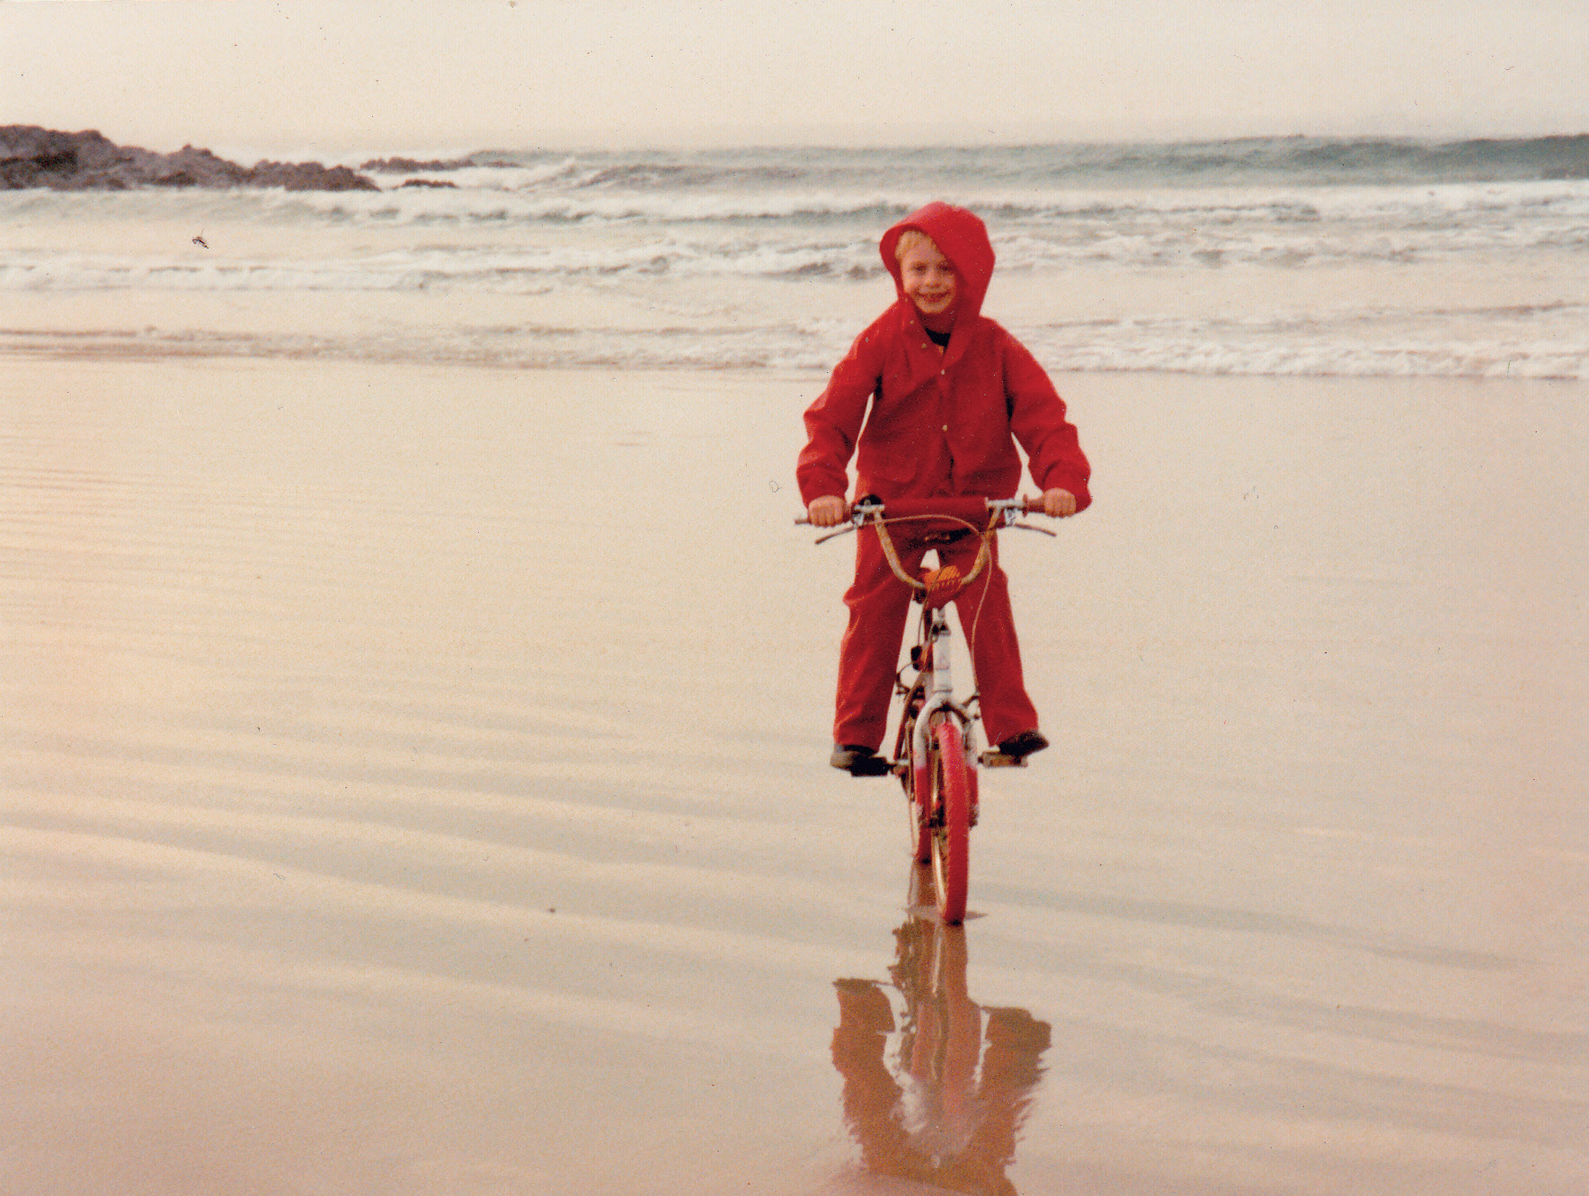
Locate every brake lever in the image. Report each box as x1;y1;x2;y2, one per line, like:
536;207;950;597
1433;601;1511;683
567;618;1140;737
1004;520;1057;537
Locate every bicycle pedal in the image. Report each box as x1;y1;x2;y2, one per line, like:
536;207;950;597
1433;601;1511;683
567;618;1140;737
978;749;1027;768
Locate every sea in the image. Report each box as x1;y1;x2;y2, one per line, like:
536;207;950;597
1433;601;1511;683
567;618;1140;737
3;135;1587;378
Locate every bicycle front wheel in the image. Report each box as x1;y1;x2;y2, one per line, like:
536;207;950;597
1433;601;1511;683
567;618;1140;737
931;718;972;924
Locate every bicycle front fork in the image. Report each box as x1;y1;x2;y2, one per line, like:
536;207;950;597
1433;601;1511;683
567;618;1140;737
909;608;979;770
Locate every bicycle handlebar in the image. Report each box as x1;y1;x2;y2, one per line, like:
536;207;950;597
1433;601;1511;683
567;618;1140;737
794;495;1051;528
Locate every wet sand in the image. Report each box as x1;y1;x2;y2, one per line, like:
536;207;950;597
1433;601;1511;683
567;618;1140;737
3;357;1586;1194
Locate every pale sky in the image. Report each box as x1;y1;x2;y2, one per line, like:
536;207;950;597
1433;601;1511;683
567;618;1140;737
3;0;1586;156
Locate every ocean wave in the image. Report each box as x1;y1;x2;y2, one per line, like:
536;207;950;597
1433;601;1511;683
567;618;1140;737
326;176;1589;233
7;178;1584;294
0;239;884;293
9;169;1584;237
1018;309;1589;380
6;309;1582;379
454;136;1589;187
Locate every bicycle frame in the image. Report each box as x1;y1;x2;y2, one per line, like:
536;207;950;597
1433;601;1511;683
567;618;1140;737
904;603;977;783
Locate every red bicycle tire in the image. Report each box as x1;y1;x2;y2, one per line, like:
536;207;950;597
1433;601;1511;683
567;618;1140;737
931;718;971;924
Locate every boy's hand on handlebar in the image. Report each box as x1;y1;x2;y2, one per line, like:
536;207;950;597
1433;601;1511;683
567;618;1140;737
1041;488;1077;518
807;495;851;527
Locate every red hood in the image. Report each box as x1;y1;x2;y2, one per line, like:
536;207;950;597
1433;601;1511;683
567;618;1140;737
880;202;995;329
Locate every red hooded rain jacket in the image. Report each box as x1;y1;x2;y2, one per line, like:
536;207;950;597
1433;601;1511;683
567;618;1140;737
797;202;1091;509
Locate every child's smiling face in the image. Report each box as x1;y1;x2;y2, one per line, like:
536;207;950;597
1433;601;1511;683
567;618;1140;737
899;241;958;329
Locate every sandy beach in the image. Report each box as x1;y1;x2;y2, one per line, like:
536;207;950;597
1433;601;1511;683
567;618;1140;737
3;354;1586;1194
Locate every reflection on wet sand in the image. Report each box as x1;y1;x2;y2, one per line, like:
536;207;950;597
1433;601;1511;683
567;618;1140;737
832;866;1050;1195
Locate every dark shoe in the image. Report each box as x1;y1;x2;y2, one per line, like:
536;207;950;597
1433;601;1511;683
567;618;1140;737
995;729;1049;760
830;744;893;777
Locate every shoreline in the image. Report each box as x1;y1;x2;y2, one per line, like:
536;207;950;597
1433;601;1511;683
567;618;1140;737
7;343;1589;386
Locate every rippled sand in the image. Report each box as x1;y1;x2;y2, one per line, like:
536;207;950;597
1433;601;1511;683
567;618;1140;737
3;357;1586;1194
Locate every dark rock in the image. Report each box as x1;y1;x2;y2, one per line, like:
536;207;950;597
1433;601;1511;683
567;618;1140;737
0;159;42;189
361;155;475;172
247;160;380;191
0;125;379;191
397;177;459;189
166;144;252;186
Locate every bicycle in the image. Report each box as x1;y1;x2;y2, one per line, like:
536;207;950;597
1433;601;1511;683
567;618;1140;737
802;494;1055;924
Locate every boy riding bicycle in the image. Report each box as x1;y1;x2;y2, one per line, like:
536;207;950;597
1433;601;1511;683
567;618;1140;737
797;202;1091;776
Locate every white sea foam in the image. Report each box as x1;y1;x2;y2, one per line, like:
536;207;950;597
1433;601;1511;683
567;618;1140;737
2;142;1585;378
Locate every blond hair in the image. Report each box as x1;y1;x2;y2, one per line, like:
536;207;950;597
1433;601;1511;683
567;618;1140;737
893;228;940;263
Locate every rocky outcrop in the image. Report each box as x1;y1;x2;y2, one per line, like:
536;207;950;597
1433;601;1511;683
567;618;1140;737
247;160;381;191
0;126;379;191
361;155;475;172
